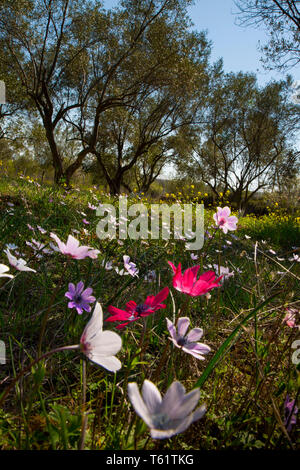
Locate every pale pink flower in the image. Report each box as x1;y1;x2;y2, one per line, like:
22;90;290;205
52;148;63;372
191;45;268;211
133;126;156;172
50;233;100;259
26;239;52;256
166;317;211;360
210;264;235;282
213;207;238;234
289;253;300;262
123;255;139;277
5;249;36;273
37;225;47;234
102;260;113;271
283;308;299;329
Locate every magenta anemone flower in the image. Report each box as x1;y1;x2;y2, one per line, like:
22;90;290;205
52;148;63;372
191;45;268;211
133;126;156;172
213;207;238;234
106;287;169;329
50;233;100;259
166;317;211;360
65;281;96;314
168;262;222;297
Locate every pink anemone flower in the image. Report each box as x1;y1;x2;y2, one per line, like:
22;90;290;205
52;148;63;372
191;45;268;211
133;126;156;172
282;308;299;329
168;262;222;297
106;287;169;329
213;207;238;234
50;233;100;259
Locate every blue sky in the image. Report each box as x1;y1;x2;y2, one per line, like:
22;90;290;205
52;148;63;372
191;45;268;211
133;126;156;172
103;0;300;86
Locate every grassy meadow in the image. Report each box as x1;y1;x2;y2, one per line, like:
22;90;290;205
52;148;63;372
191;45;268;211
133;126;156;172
0;174;299;450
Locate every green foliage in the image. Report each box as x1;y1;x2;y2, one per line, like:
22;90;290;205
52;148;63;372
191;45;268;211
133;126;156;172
176;70;299;210
0;175;299;450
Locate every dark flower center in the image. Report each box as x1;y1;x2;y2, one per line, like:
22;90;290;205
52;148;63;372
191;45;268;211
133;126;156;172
177;336;187;347
74;294;82;303
135;303;149;316
81;340;91;353
153;412;169;429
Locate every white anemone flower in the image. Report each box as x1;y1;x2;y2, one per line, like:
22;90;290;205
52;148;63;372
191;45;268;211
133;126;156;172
128;379;206;439
5;243;18;250
102;260;113;271
0;263;14;279
5;249;36;273
80;302;122;372
115;267;126;276
212;264;235;282
123;255;139;277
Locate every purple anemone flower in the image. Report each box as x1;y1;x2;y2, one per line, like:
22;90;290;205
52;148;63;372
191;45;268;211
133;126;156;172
65;281;96;315
284;394;298;432
166;317;211;360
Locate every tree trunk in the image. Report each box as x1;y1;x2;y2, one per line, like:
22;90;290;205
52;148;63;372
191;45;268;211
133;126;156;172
108;178;122;195
43;116;64;185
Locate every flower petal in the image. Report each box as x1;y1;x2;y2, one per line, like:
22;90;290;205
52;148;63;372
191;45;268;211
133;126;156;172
166;318;177;339
142;380;162;414
90;355;121;372
89;330;122;356
177;317;190;337
186;327;203;342
81;302;103;343
128;382;154;428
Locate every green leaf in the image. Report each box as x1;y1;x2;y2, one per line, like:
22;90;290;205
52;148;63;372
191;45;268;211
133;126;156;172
194;293;278;389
